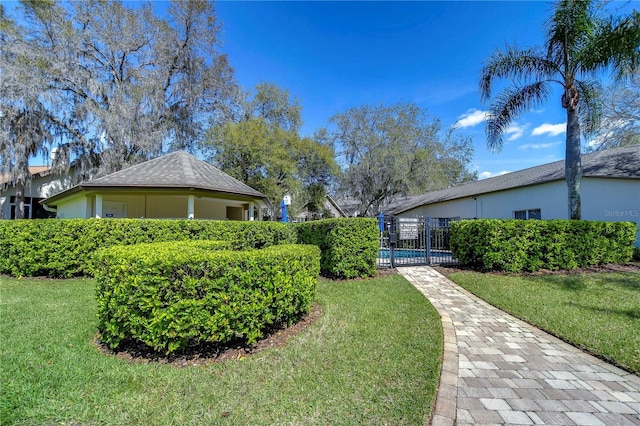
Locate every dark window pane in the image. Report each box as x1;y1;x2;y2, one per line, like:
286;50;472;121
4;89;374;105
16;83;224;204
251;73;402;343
528;209;541;220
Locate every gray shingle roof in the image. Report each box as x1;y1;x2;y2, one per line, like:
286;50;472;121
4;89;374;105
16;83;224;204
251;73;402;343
392;145;640;214
44;151;266;204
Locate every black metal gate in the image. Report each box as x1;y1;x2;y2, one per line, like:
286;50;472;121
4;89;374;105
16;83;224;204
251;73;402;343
377;215;457;268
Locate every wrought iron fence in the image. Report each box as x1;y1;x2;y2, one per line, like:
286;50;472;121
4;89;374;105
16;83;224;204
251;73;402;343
377;215;458;268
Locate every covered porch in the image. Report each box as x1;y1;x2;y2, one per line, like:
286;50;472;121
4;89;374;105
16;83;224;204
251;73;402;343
51;189;270;221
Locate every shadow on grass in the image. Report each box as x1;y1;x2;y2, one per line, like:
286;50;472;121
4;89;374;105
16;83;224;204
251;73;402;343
545;274;640;293
551;276;587;291
565;301;640;320
604;275;640;291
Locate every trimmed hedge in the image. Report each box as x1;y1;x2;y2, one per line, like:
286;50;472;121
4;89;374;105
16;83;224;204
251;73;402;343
451;219;637;273
295;218;378;279
93;241;320;355
0;219;296;278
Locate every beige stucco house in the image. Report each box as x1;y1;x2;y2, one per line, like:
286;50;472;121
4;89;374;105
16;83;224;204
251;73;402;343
41;151;270;221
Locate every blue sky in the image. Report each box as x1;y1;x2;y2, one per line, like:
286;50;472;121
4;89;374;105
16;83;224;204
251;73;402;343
213;0;633;179
16;1;633;178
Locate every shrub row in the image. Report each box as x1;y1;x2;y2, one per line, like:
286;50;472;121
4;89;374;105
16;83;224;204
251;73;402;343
0;219;296;278
451;219;637;273
93;241;320;355
295;218;379;279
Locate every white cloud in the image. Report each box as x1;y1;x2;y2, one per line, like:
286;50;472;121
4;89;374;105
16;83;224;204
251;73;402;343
505;123;528;141
519;141;562;150
454;109;487;128
478;170;510;180
532;123;566;137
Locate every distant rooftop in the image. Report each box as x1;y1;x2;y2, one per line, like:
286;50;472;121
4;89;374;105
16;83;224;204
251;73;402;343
0;166;51;187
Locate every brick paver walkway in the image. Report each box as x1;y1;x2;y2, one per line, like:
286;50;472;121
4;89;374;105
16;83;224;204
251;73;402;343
398;266;640;426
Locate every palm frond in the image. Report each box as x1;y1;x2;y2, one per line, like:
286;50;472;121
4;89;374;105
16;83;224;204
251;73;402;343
546;0;594;64
575;78;602;137
485;81;551;152
480;45;557;102
577;11;640;79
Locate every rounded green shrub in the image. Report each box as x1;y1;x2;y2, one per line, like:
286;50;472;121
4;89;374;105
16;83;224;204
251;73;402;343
93;240;320;355
295;218;378;279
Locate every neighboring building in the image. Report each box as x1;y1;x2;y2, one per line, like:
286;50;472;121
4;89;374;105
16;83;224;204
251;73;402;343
41;151;270;221
331;196;361;217
295;195;347;221
0;166;74;219
391;146;640;245
332;194;422;218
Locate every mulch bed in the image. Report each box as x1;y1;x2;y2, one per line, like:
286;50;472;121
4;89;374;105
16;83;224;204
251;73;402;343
94;303;324;367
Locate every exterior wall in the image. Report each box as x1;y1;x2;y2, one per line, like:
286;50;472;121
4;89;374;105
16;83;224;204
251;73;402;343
196;198;235;220
102;194;144;218
582;178;640;245
397;178;640;245
145;195;187;218
475;180;567;220
397;180;568;220
56;195;90;219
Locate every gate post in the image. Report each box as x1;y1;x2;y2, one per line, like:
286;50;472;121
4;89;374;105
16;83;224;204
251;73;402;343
389;216;397;268
425;217;432;265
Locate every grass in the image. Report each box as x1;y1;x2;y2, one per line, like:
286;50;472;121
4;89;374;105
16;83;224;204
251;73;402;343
0;273;442;425
447;270;640;374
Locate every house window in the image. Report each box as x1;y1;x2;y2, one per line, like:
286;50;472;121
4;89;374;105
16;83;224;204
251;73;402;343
9;196;54;219
436;217;459;227
514;208;541;220
9;196;31;219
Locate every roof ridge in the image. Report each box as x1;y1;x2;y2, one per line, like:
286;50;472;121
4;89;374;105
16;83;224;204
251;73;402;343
178;151;197;185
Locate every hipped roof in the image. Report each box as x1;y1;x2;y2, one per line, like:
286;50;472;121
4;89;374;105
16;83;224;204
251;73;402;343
43;151;267;205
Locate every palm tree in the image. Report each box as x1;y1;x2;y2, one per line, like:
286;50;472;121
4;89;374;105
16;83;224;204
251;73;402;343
480;0;640;219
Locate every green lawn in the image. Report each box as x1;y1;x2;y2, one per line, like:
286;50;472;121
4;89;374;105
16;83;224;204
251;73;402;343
0;273;442;425
447;270;640;374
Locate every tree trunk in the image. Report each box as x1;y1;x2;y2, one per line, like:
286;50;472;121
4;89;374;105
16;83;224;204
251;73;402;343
565;105;582;220
14;183;25;219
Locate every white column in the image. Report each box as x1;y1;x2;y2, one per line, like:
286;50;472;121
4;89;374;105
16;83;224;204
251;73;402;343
187;195;195;219
258;204;263;221
95;194;102;219
249;201;255;221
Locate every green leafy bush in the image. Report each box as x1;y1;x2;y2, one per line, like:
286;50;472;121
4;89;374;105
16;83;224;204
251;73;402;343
0;219;296;278
450;219;636;273
634;246;640;261
295;218;378;279
93;241;320;355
